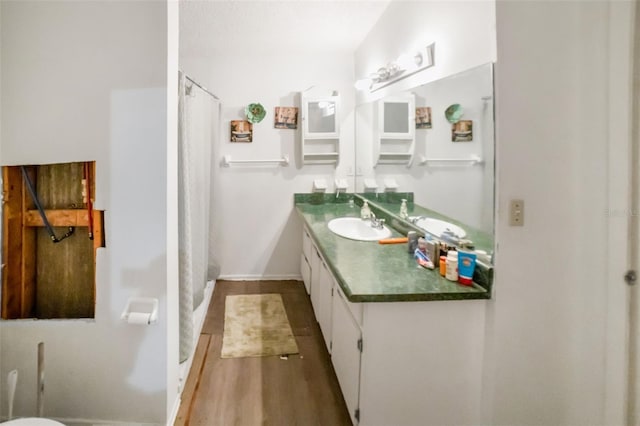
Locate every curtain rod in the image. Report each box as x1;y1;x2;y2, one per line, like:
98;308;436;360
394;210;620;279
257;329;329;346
183;73;219;100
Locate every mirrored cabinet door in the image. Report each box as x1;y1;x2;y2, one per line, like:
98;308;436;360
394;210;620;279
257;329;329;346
374;93;416;166
378;94;415;139
302;96;340;139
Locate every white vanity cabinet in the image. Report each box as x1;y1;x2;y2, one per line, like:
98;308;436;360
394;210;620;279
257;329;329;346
305;226;334;352
310;245;322;317
300;227;313;294
331;284;363;425
316;259;334;351
300;225;486;425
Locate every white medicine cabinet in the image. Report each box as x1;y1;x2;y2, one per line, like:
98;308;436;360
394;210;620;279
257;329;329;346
301;91;340;164
374;93;415;166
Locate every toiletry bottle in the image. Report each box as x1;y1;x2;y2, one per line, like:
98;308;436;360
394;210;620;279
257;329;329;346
439;256;447;276
407;231;418;254
426;240;438;267
417;237;428;254
361;200;371;219
445;250;459;281
399;199;408;219
457;250;477;286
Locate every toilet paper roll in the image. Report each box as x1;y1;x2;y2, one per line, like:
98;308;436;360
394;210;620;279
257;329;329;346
127;312;151;325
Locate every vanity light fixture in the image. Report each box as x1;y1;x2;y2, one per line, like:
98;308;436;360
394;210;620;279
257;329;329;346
355;43;435;92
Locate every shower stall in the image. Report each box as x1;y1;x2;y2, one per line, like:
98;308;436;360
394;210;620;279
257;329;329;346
177;72;219;369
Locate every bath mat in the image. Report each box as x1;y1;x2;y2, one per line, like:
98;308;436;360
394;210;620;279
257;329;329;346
221;294;299;358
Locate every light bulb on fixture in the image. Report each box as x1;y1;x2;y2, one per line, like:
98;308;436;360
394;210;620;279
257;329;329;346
386;62;403;78
353;42;435;92
374;67;390;82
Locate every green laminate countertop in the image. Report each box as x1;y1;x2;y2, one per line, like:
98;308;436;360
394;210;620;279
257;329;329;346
295;196;490;303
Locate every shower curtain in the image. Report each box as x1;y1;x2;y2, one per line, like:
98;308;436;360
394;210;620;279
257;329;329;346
178;71;216;362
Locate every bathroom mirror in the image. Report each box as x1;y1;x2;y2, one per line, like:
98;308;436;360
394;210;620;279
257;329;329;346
355;63;495;253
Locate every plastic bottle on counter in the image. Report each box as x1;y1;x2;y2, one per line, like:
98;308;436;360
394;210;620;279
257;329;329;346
445;250;459;281
426;240;439;267
360;200;371;219
407;231;418;254
399;199;408;219
439;256;447;276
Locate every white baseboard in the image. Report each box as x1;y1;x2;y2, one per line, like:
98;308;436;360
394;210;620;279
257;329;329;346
218;274;303;281
52;419;161;426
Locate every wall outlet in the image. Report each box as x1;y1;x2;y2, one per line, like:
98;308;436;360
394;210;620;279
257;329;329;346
509;199;524;226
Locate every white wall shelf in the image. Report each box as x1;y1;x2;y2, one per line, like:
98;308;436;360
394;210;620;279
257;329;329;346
301;92;341;165
418;154;483;166
221;155;290;167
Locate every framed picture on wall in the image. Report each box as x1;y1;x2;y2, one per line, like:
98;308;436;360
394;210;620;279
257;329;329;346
274;107;298;129
452;120;473;142
416;107;432;129
230;120;253;142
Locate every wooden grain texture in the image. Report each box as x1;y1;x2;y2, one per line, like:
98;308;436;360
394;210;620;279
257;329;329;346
36;226;94;318
21;167;37;317
24;209;89;227
2;163;99;319
2;167;24;318
174;335;211;426
35;162;94;319
36;162;84;209
177;280;351;426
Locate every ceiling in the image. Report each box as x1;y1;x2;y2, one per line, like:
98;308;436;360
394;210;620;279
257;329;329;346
179;0;392;56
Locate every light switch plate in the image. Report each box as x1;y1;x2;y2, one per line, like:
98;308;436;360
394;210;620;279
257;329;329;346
509;199;524;226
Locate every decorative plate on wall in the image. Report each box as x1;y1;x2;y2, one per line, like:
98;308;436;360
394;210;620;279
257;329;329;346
444;104;463;123
246;103;266;124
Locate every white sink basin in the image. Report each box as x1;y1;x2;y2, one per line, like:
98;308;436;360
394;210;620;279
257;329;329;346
327;217;392;241
415;217;466;238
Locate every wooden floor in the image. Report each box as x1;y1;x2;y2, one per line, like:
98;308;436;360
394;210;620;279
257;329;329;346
174;280;352;426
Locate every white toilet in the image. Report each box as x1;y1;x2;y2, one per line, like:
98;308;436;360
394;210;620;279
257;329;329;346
4;369;66;426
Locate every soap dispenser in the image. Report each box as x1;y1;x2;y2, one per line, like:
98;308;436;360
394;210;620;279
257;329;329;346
399;199;408;219
361;200;372;219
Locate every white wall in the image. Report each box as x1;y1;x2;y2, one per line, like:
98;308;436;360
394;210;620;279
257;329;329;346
166;1;180;423
180;51;356;279
0;2;175;424
487;1;631;424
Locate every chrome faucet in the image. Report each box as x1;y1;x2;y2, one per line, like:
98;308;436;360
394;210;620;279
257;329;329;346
369;212;385;229
408;215;427;224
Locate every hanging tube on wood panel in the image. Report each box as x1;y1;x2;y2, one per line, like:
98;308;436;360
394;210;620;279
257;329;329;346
1;161;105;320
